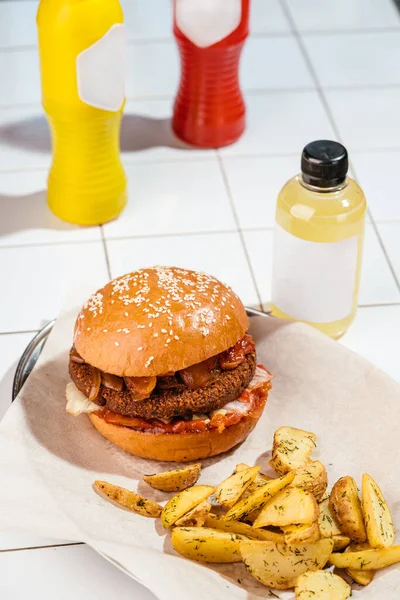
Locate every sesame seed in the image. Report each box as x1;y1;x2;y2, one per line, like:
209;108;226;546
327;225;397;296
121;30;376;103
125;312;129;317
225;315;231;320
153;333;159;337
103;329;108;333
145;356;154;367
169;329;173;335
149;322;153;328
115;342;119;346
161;328;167;334
138;346;143;351
87;327;91;331
174;335;179;340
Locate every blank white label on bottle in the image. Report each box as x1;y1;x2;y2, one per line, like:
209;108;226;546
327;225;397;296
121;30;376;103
175;0;242;48
77;24;125;111
271;224;359;323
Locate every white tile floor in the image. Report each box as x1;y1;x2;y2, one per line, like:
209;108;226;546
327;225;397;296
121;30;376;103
1;0;400;597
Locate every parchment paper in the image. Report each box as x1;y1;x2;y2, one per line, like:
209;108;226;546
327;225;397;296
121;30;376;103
0;289;399;599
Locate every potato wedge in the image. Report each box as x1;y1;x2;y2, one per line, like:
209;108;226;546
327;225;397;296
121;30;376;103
330;545;400;570
175;501;211;527
295;570;351;600
94;481;162;518
240;538;334;590
253;487;318;528
332;534;351;551
216;466;260;508
345;542;375;586
318;498;343;537
362;473;394;548
281;521;319;545
292;460;328;502
270;426;316;475
143;463;201;492
224;471;295;522
161;485;215;528
330;476;366;542
172;527;246;563
205;514;284;543
235;463;272;491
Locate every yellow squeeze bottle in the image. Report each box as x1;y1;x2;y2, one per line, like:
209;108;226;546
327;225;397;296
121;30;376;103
270;140;367;339
37;0;127;225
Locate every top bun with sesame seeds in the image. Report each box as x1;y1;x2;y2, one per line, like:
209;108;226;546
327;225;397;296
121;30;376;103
73;266;249;377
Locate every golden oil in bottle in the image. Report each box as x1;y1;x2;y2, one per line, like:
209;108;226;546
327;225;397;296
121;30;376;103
270;140;367;339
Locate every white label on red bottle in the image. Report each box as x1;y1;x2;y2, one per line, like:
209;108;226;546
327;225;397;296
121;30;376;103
175;0;242;48
271;224;359;323
77;24;125;111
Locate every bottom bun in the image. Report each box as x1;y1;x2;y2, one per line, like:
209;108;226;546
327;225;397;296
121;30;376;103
88;410;263;462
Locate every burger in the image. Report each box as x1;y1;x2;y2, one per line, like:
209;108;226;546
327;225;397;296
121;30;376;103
66;266;272;462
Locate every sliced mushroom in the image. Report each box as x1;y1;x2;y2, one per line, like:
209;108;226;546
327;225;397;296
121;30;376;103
179;356;218;389
101;372;124;392
124;376;157;401
88;365;102;401
70;346;85;364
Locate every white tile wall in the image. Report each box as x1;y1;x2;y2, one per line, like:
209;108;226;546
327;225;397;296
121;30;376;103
104;159;236;239
351;151;400;222
285;0;400;32
0;242;109;331
107;232;261;309
325;89;400;151
220;91;337;156
1;0;400;597
303;32;400;87
222;155;299;229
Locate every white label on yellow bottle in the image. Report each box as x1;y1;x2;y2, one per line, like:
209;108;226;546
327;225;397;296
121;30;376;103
176;0;242;48
77;24;125;111
272;224;359;323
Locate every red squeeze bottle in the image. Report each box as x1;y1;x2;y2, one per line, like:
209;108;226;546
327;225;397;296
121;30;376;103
172;0;250;148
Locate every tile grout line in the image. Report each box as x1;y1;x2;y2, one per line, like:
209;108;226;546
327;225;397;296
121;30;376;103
280;0;400;297
216;152;263;311
7;82;400;112
0;542;84;554
0;301;397;337
100;226;112;281
1;25;400;54
7;148;400;175
1;220;400;253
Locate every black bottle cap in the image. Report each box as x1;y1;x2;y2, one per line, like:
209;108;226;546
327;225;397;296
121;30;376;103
301;140;348;188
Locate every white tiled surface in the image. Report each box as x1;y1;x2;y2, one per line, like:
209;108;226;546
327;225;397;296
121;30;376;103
304;32;400;88
1;0;400;598
285;0;400;32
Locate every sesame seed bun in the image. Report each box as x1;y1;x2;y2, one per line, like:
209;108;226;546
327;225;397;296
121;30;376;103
74;267;248;377
88;406;263;462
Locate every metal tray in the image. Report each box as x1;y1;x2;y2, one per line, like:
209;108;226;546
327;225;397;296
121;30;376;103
12;307;268;401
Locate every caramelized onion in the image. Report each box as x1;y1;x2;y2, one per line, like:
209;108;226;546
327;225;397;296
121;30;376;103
179;356;218;389
157;374;182;390
88;365;102;401
124;376;157;401
70;346;85;364
219;333;255;370
101;372;124;392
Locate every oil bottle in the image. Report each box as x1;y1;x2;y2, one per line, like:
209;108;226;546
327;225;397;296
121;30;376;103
270;140;367;339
